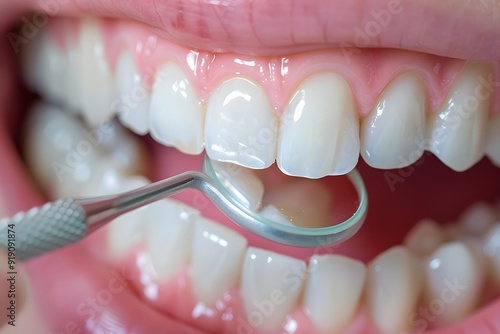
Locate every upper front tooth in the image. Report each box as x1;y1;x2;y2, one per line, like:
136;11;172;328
205;77;278;169
150;62;205;154
191;218;247;305
303;255;366;333
361;74;426;169
486;113;500;166
146;199;199;281
115;50;151;135
367;246;422;334
427;62;492;171
241;247;306;331
277;73;359;178
79;19;115;126
423;242;483;325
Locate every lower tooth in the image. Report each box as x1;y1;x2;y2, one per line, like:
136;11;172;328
423;242;483;325
303;255;366;333
486;113;500;166
191;218;247;305
241;247;306;331
458;201;498;236
146;199;199;281
483;224;500;287
367;246;422;334
403;219;447;257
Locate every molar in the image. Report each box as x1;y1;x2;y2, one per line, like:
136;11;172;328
427;62;492;171
150;62;205;154
115;50;151;135
361;74;426;169
205;77;278;169
277;73;359;178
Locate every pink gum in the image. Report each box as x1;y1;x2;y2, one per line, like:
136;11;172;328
51;18;500;117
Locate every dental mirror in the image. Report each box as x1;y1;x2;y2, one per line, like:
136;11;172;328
0;155;368;260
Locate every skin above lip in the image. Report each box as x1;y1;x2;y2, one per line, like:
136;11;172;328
2;0;499;59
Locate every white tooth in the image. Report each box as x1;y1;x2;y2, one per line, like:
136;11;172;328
106;176;151;258
150;62;204;154
459;201;498;236
303;255;366;333
483;224;500;287
115;50;151;135
64;30;82;113
146;199;199;281
424;242;483;325
191;218;247;305
21;27;66;105
259;205;293;227
403;219;446;257
79;19;115;126
277;73;359;178
205;77;278;169
211;161;264;211
241;247;306;331
361;74;426;169
486;114;500;166
367;246;422;334
427;62;492;171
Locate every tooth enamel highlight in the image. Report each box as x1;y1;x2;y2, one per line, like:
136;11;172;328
277;73;359;178
367;246;422;334
403;219;446;257
205;77;278;169
303;255;366;333
483;224;500;287
150;62;204;154
211;161;264;211
241;247;306;331
146;199;199;281
361;74;426;169
424;242;483;325
486;114;500;166
79;19;115;126
427;62;491;171
115;50;151;135
191;218;247;305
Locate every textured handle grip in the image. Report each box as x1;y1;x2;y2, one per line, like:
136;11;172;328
0;199;87;260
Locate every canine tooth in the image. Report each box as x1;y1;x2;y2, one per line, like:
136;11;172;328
303;255;366;333
146;199;199;281
483;224;500;287
403;219;446;257
191;218;247;305
424;242;483;325
21;27;66;105
205;77;278;169
241;247;306;331
459;201;498;236
367;246;422;334
486;114;500;166
427;62;491;171
361;74;426;168
115;50;150;135
277;73;359;178
79;19;115;126
211;161;264;211
150;62;204;154
106;176;151;258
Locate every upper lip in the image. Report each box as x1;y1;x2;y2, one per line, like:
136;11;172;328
24;0;500;60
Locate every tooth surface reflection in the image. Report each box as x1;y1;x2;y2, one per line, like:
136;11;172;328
191;218;247;306
277;73;359;178
205;77;278;169
241;247;306;331
361;74;426;169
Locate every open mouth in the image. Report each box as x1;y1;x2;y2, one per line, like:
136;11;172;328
1;1;500;333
